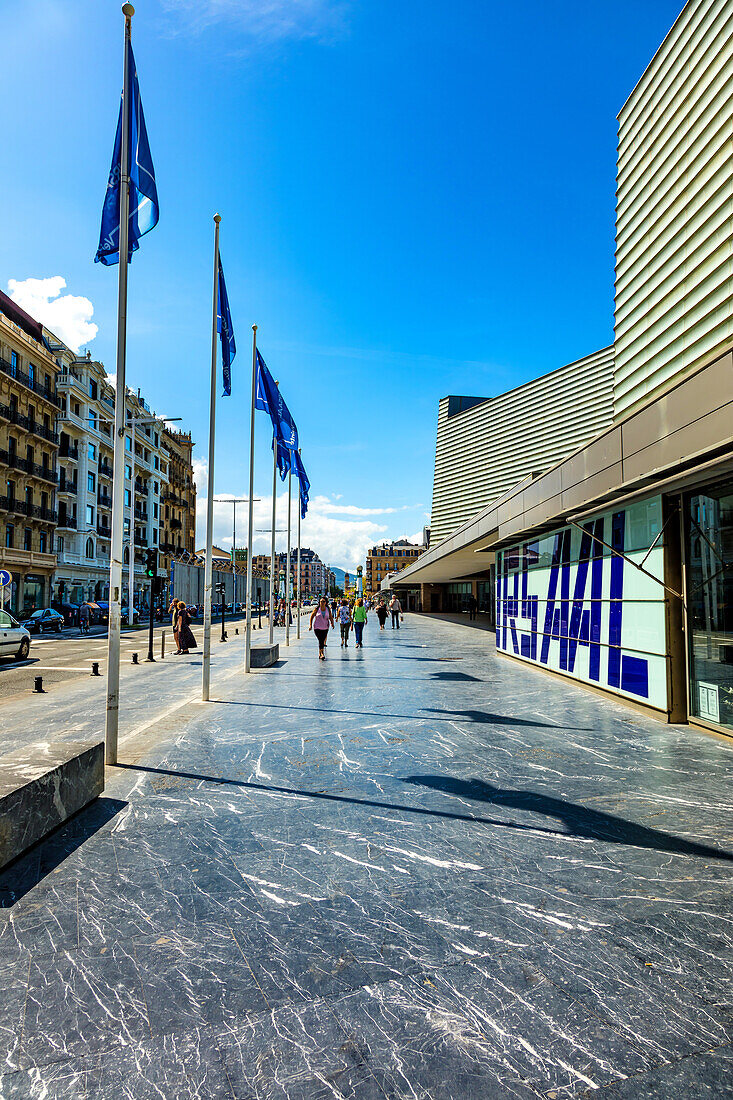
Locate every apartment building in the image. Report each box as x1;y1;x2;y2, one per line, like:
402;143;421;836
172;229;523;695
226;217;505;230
0;291;60;614
159;427;196;580
51;341;172;610
365;539;425;596
251;547;329;599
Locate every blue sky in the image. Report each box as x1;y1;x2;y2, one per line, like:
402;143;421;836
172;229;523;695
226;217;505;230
1;0;683;569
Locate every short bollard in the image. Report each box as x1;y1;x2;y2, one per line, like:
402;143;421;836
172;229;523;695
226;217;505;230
91;662;100;676
132;652;139;665
33;676;44;693
161;631;165;659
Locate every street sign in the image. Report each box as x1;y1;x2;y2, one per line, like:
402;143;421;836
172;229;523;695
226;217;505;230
0;570;12;588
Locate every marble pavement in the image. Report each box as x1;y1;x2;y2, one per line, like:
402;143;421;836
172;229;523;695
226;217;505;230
0;614;732;1098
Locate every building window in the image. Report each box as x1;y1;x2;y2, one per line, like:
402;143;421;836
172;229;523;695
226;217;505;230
154;456;158;470
57;536;64;554
24;528;32;551
5;525;13;548
28;362;34;385
88;411;96;431
86;537;94;559
39;531;47;553
125;464;132;480
125;436;132;452
88;443;96;461
86;504;95;526
89;380;98;400
124;489;131;507
10;351;17;375
88;472;96;493
153;529;157;544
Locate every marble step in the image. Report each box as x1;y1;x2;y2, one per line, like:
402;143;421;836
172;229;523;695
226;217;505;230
0;739;104;870
250;642;279;668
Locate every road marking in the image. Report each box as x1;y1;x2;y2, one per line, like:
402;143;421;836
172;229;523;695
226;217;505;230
31;666;96;672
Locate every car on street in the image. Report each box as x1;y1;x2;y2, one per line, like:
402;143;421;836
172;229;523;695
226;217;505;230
121;606;140;625
0;610;32;660
20;608;65;634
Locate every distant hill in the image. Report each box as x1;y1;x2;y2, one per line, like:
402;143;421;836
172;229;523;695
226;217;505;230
330;567;347;590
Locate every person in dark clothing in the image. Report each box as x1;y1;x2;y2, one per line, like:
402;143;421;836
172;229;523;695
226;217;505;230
467;594;477;621
175;603;198;654
376;601;388;630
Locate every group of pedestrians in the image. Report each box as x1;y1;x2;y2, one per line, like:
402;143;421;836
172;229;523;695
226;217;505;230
308;593;403;660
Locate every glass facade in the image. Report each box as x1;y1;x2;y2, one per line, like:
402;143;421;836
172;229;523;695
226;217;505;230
685;482;733;733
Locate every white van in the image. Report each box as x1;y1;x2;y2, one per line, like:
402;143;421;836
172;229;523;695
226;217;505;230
0;610;32;660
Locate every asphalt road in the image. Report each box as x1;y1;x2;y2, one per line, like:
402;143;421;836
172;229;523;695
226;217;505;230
0;614;258;701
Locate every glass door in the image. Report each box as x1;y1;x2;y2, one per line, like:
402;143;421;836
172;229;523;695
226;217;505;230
685;483;733;732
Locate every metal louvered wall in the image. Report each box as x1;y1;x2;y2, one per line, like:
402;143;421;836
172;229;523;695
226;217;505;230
430;347;615;545
614;0;733;418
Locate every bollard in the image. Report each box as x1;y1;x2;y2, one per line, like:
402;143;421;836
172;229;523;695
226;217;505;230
34;676;44;693
91;662;100;676
132;652;139;665
161;631;165;659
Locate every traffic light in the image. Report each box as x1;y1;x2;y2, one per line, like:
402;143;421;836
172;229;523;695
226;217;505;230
144;548;157;579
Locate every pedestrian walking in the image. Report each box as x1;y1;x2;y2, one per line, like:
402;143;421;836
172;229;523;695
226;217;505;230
376;600;388;629
353;597;367;647
309;596;334;660
389;594;402;629
467;593;477;621
79;602;90;635
175;602;198;654
337;598;352;647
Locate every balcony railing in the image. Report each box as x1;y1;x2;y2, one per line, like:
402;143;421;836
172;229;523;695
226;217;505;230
0;497;57;523
98;492;112;508
134;532;149;547
170;518;183;530
59;476;78;495
59;443;79;460
57;513;77;530
0;356;61;408
99;461;113;478
0;403;59;444
0;450;58;484
97;523;111;538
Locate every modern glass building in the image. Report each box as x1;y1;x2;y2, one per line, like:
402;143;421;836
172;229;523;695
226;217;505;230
391;0;733;738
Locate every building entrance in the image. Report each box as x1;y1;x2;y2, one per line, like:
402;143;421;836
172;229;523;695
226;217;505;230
685;482;733;733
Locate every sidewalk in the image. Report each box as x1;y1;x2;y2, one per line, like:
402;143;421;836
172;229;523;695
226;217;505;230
1;614;732;1098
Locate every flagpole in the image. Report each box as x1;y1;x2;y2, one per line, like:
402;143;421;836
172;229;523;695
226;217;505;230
296;455;302;640
202;213;221;701
285;470;292;646
105;1;134;766
128;416;135;616
269;432;277;645
245;325;257;672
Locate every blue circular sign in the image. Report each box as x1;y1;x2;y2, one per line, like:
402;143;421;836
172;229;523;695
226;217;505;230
0;570;12;588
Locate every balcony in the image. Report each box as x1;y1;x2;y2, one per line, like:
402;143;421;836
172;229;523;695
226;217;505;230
0;403;59;444
59;476;78;495
56;371;87;398
57;512;77;530
134;532;148;547
98;491;112;508
59;442;79;460
0;355;60;408
0;451;58;484
0;497;57;523
97;523;112;539
99;461;113;478
170;518;182;531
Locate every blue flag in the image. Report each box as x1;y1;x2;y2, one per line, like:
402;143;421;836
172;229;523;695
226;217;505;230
293;449;310;519
96;40;159;266
217;255;236;396
254;350;298;472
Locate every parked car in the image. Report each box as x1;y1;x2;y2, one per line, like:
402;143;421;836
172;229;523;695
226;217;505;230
21;608;64;634
0;610;32;660
121;606;140;625
55;602;80;627
92;602;110;625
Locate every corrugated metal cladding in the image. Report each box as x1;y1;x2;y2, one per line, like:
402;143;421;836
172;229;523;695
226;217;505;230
430;347;615;545
614;0;733;419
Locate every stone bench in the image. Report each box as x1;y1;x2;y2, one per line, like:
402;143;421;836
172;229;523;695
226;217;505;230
250;642;279;668
0;740;104;870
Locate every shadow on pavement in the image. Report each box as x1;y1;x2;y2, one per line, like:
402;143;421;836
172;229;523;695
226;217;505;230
422;707;578;730
0;797;128;906
429;670;485;682
400;776;733;862
111;764;733;862
210;698;564;728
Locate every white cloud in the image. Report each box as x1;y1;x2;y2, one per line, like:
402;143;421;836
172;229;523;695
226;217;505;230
161;0;350;40
193;464;385;570
7;276;98;354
